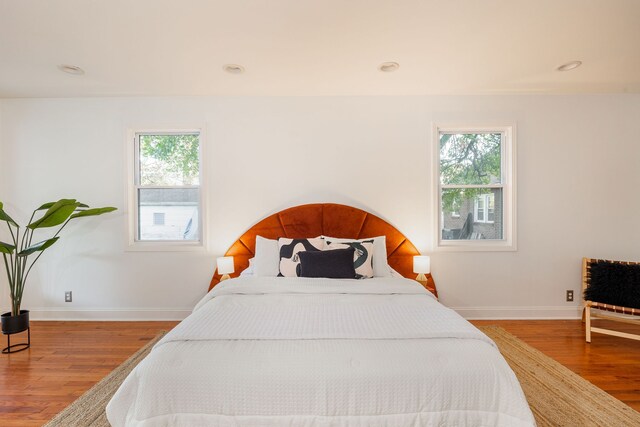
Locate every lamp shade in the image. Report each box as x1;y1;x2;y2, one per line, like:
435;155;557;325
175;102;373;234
413;256;431;274
217;256;235;275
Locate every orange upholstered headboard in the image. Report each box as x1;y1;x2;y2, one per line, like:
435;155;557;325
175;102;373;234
209;203;428;292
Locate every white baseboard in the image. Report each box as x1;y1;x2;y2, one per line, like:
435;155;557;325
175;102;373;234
453;305;583;320
27;308;192;321
25;306;583;321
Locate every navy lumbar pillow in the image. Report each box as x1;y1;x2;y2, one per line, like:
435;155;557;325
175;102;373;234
324;239;374;279
298;247;356;279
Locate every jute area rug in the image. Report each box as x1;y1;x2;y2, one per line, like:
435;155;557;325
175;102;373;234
482;325;640;427
45;327;640;427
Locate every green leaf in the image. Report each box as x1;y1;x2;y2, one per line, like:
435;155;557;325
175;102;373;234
0;240;16;254
37;200;88;210
69;206;117;219
0;202;19;227
17;237;59;256
35;201;56;210
28;199;79;229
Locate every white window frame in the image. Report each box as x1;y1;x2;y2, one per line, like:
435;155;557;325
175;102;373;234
474;193;495;224
433;124;516;252
474;196;485;222
125;128;206;251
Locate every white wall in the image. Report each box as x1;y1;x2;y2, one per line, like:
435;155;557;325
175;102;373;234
0;95;638;320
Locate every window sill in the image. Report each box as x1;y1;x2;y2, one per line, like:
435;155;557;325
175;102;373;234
126;241;205;252
435;240;517;252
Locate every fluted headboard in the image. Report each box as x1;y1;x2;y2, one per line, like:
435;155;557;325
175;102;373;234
209;203;422;291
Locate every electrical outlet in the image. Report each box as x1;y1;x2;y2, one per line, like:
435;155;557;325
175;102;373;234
65;291;72;303
566;290;574;302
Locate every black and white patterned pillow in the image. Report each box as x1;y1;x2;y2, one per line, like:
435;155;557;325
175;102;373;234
324;240;374;279
278;237;324;277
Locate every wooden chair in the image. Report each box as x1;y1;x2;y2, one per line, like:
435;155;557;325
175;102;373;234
582;257;640;342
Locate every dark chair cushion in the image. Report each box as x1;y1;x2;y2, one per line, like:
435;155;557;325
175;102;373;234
585;261;640;309
298;248;356;279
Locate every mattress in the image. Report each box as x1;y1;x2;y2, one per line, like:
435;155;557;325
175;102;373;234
107;277;536;426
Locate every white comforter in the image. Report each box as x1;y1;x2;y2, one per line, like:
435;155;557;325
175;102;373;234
107;277;535;427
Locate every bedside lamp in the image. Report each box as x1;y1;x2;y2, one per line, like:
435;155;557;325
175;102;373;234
413;255;431;282
217;256;235;281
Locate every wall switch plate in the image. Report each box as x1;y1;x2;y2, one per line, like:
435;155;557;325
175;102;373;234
65;291;72;302
566;290;574;302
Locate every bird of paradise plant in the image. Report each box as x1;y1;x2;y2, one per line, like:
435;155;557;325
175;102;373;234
0;199;116;317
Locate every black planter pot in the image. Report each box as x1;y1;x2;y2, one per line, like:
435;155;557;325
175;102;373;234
1;310;30;335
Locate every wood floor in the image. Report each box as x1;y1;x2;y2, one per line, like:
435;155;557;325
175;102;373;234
0;319;638;426
0;321;177;427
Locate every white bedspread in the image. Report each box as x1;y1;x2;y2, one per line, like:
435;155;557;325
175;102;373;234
107;277;536;427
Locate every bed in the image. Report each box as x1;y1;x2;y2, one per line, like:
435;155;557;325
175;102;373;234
107;204;535;426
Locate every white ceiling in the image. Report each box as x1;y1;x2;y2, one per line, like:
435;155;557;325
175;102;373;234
1;0;639;98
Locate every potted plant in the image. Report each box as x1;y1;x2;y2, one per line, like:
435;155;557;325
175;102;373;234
0;199;116;339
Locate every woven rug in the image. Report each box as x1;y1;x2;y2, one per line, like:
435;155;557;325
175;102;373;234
481;325;640;427
43;332;166;427
44;327;640;427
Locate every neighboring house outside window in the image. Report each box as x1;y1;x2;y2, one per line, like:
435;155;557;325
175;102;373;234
434;125;516;251
474;193;495;224
153;212;166;226
127;130;204;250
450;199;461;218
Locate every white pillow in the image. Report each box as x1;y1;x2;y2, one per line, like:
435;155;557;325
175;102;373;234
324;240;375;279
239;258;255;277
322;235;391;277
389;266;404;278
253;236;280;277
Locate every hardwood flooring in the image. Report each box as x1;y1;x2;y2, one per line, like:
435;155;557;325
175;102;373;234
0;321;177;427
0;319;638;426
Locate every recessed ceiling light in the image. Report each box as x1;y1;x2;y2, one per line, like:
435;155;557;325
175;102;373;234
223;64;245;74
57;64;85;75
379;62;399;72
557;61;582;72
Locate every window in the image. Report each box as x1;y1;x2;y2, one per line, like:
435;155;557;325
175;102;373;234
434;125;516;250
474;193;495;223
127;130;203;249
450;198;461;218
153;212;165;226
